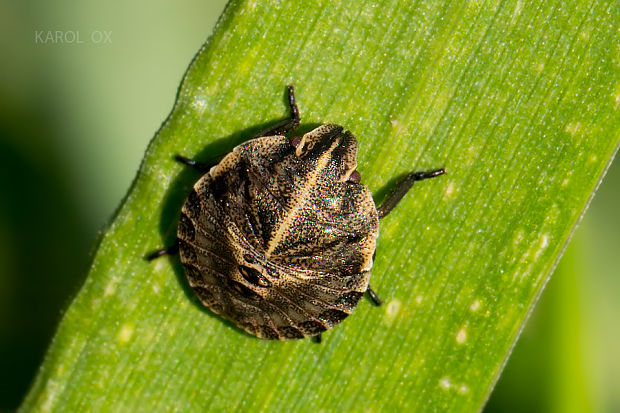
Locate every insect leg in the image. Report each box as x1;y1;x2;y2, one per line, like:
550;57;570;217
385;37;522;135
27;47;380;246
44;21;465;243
145;241;178;261
377;168;445;219
174;155;217;173
366;285;383;306
255;85;301;137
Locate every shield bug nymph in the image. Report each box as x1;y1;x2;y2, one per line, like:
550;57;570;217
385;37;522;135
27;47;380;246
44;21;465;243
149;86;444;341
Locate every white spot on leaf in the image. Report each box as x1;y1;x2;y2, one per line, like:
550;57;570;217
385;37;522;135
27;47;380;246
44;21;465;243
444;181;456;198
534;233;549;260
191;96;208;115
513;230;525;247
41;379;60;411
512;0;523;22
470;299;481;312
565;121;581;136
118;324;134;344
440;376;470;396
154;259;166;273
385;299;401;321
104;278;118;297
456;328;467;344
439;377;451;389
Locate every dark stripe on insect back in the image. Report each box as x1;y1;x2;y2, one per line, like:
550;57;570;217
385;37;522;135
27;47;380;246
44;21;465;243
276;277;335;311
278;326;305;339
335;291;363;312
329;130;356;172
246;160;288;205
182;200;233;256
232;289;298;338
256;139;295;174
267;286;322;333
289;271;368;296
284;272;363;311
236;160;252;202
181;257;237;297
209;173;229;201
252;182;284;248
268;280;353;334
298;320;326;336
181;238;237;267
304;126;343;160
236;161;267;247
208;159;267;252
278;237;368;275
258;325;280;340
239;265;272;288
230;157;281;249
278;228;364;257
328;129;351;155
183;261;230;291
177;212;195;242
225;278;263;301
318;309;349;327
179;206;238;275
184;189;203;216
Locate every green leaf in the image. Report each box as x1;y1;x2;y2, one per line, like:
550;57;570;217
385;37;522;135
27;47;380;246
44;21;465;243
21;0;618;411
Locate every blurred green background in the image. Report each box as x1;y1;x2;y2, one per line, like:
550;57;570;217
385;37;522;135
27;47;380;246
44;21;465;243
0;1;617;411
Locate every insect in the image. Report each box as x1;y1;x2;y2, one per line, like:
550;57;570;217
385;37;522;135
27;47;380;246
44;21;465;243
148;86;444;341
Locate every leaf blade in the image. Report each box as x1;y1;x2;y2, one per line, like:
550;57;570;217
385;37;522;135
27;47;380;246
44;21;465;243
22;0;618;411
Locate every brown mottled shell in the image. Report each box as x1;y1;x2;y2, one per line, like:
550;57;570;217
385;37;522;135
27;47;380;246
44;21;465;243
177;124;379;340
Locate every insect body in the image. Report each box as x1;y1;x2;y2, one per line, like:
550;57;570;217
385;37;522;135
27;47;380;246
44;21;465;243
149;86;444;340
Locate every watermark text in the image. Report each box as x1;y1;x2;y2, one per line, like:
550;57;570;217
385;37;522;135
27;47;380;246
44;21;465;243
34;30;112;44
